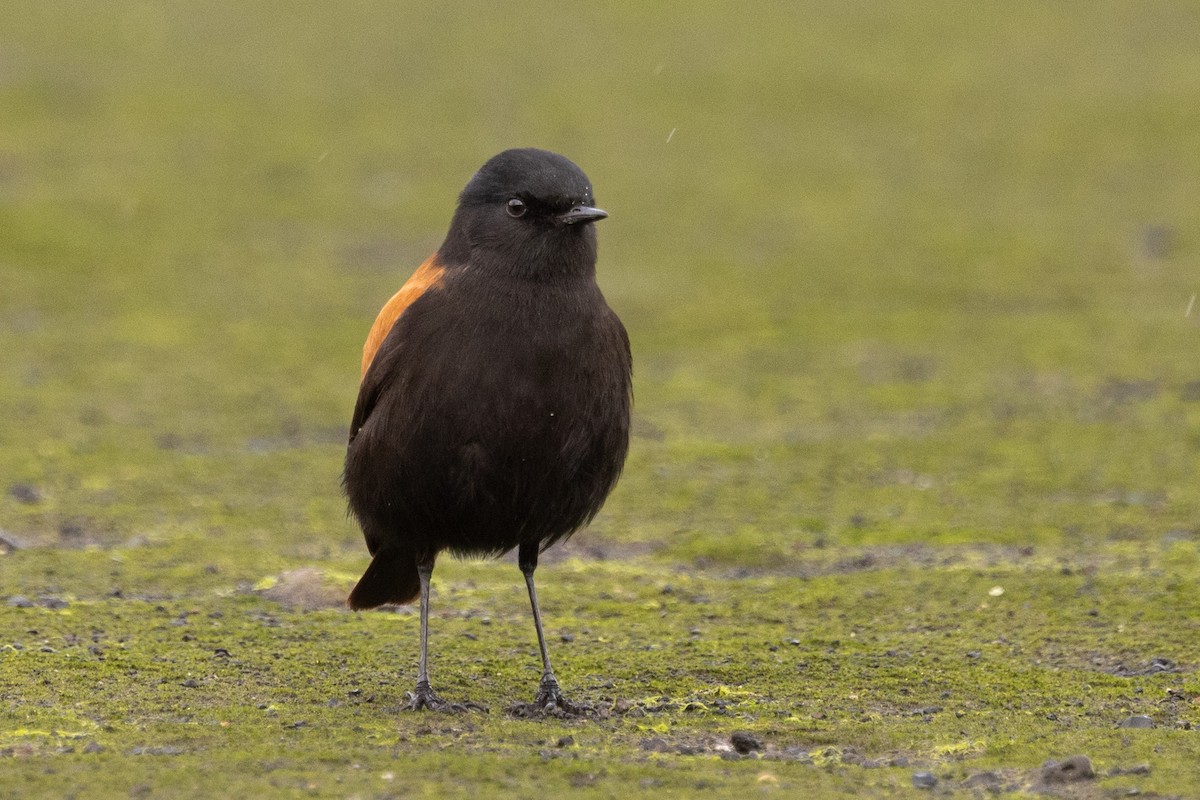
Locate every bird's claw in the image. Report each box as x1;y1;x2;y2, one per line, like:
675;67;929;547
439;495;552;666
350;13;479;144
404;681;486;713
509;674;591;718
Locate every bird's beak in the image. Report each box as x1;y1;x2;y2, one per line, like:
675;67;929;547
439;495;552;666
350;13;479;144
556;205;608;225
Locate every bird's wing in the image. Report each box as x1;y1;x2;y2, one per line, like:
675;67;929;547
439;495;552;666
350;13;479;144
349;255;446;445
360;254;446;377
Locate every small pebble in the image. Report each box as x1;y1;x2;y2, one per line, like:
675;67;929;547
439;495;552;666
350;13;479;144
82;741;104;754
1140;224;1175;260
556;735;574;748
911;771;937;789
8;596;34;608
8;484;41;504
1117;715;1155;729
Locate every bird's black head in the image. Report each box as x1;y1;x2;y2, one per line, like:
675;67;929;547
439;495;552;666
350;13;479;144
438;148;607;280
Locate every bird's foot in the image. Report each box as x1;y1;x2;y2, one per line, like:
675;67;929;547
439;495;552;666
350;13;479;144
509;674;591;718
404;680;486;713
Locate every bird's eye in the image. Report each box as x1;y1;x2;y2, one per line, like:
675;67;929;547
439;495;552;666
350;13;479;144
506;198;527;218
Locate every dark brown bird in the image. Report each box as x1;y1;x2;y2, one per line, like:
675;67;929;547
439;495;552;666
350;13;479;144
343;148;632;713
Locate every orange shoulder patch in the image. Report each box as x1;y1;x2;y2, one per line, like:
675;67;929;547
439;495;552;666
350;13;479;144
361;255;445;377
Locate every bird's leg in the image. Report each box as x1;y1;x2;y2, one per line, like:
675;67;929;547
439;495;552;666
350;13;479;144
511;543;590;717
404;553;484;712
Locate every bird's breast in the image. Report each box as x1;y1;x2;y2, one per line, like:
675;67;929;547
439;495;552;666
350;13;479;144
408;277;625;445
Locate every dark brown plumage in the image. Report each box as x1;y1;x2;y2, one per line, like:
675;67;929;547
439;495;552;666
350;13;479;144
343;148;631;713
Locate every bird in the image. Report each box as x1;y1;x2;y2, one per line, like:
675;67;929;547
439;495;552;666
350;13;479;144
343;148;632;714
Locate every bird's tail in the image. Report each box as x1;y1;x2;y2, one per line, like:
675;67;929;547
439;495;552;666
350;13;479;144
347;547;421;609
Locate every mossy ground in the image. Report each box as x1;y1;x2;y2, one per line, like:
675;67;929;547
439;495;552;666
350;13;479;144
3;2;1200;797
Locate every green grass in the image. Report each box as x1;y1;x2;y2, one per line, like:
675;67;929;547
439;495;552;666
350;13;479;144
2;1;1200;796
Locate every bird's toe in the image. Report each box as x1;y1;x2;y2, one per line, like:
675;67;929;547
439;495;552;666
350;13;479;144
404;682;486;713
508;676;592;718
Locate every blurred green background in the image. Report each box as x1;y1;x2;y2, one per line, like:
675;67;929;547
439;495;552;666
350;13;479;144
2;2;1199;795
3;2;1196;569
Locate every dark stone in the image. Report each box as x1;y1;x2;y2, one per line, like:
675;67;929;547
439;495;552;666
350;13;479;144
962;771;1001;789
730;731;762;754
8;484;41;504
1108;764;1152;776
130;746;185;756
58;520;86;542
639;737;670;753
911;771;937;789
1041;755;1095;783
